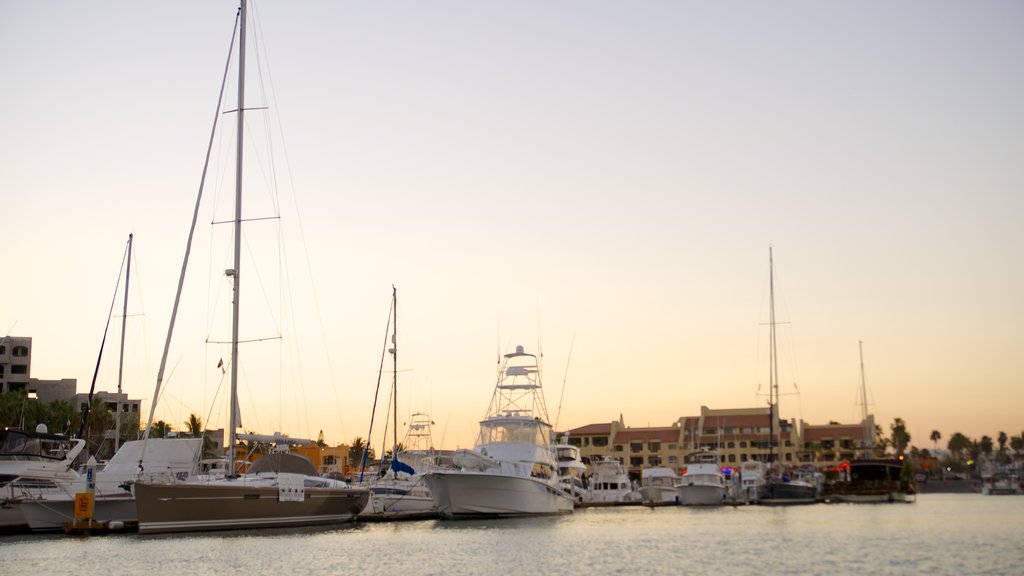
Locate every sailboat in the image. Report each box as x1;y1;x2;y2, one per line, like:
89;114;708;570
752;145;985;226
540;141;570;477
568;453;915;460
361;288;437;519
423;344;574;518
133;0;368;534
756;248;819;505
824;342;915;503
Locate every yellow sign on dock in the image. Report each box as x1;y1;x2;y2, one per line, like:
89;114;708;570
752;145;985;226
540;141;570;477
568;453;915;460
74;492;95;520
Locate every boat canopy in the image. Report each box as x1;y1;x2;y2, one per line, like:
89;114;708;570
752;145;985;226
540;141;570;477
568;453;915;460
477;418;551;447
247;452;318;476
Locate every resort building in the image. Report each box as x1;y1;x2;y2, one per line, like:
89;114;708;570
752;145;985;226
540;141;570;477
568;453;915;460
798;416;877;467
0;336;32;393
566;406;805;477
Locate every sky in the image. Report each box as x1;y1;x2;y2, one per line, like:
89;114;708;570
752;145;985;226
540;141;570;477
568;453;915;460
2;1;1022;453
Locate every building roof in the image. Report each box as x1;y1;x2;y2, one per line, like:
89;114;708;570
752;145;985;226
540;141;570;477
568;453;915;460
614;428;679;443
700;414;771;428
567;423;613;436
804;424;868;441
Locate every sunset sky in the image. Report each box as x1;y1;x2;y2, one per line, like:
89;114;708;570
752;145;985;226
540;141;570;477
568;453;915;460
2;1;1021;453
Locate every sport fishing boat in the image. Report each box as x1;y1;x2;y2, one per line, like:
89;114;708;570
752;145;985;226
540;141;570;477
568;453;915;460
423;345;574;518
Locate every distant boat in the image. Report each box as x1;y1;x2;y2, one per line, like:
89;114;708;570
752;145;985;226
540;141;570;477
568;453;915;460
364;412;440;518
0;426;85;532
757;248;818;505
980;462;1022;496
587;456;639;504
133;0;367;534
639;467;681;505
677;450;728;506
553;438;588;505
423;345;574;518
825;459;915;503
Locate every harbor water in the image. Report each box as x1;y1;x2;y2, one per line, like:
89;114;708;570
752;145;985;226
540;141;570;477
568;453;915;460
2;493;1022;575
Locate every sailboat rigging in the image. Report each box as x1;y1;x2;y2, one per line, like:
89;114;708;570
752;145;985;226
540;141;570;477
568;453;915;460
133;0;368;534
757;247;819;505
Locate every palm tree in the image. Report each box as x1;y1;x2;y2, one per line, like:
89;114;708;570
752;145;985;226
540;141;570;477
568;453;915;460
48;400;78;437
947;432;970;457
890;417;911;456
85;397;114;460
997;431;1008;454
185;413;216;458
150;420;173;438
348;436;375;470
979;435;994;458
930;430;941;451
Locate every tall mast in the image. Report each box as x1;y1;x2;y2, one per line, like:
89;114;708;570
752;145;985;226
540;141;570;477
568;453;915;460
859;340;871;457
391;286;398;459
227;0;247;476
114;233;133;452
768;247;779;475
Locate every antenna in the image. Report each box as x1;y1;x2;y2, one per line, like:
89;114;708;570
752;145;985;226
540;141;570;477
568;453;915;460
553;333;576;431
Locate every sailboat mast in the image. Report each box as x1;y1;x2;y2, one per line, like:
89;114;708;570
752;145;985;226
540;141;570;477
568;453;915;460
114;233;133;452
859;340;871;457
227;0;247;476
768;247;779;474
391;286;398;459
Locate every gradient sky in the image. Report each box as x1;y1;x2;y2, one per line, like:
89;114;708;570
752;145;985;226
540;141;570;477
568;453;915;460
2;1;1021;453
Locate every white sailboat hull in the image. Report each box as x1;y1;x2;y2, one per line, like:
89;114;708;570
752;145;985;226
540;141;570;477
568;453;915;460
423;472;573;518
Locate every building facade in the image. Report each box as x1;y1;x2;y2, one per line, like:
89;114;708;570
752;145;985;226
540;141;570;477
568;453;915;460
0;336;32;393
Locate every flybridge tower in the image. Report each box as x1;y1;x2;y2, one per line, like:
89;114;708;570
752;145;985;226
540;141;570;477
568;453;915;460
485;345;551;425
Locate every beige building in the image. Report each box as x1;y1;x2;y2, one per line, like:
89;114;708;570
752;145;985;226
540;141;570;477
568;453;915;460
0;336;32;393
567;406;814;477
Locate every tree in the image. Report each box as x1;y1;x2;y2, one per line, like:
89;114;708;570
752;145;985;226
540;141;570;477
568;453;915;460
930;430;941;450
150;420;173;438
947;432;970;457
979;435;994;458
84;397;114;460
185;413;216;458
890;417;911;456
1011;435;1024;454
348;436;375;469
997;431;1008;454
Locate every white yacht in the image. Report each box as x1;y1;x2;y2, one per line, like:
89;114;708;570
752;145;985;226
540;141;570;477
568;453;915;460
19;437;201;532
639;467;681;505
0;426;85;532
587;456;639;504
423;345;574;518
554;439;588;505
738;460;766;503
676;450;728;506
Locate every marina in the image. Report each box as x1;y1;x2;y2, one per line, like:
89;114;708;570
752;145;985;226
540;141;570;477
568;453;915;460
2;494;1022;575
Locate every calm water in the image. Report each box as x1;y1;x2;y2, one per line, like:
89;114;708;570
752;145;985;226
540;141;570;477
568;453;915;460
2;494;1021;575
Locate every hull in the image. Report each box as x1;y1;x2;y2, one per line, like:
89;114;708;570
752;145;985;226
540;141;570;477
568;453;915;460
758;482;818;505
0;503;28;533
363;483;437;518
829;491;910;503
640;485;679;505
678;484;727;506
20;494;137;532
423;472;573;519
134;482;368;534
